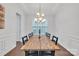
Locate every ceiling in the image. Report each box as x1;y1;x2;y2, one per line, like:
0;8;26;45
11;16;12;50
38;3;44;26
20;3;62;17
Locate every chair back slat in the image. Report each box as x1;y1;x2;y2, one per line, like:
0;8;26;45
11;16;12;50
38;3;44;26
45;32;51;39
52;35;58;45
28;32;33;38
22;35;28;45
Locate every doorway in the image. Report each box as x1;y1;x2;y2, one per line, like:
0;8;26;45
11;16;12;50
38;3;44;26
16;13;21;41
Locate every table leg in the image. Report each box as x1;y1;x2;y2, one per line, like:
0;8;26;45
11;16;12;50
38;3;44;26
25;51;29;56
51;50;55;56
38;51;41;56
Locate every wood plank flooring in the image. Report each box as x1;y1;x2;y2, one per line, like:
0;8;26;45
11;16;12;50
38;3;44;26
5;41;73;56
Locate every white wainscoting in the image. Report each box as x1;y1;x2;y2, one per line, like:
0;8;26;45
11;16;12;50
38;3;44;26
59;33;79;56
0;33;16;56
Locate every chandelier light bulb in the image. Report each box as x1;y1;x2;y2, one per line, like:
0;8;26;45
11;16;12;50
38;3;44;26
39;17;42;21
42;19;46;22
41;13;44;17
34;18;37;22
36;12;40;16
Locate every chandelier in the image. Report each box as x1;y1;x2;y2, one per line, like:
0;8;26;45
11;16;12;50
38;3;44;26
34;5;46;23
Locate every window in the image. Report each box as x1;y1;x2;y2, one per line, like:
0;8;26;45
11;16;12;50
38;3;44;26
32;19;48;35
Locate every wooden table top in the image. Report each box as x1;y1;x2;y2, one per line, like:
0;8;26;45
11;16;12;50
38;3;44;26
21;36;60;51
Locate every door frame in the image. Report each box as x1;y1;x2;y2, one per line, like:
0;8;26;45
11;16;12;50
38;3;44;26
16;13;21;41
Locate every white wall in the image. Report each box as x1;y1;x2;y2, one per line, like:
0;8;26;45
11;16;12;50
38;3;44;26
47;16;56;35
0;3;17;55
55;3;79;55
0;3;26;55
23;14;33;35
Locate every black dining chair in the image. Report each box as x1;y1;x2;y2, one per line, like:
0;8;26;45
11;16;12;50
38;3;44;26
39;50;55;56
52;35;58;45
22;35;28;45
27;51;38;56
25;51;38;56
45;32;51;39
28;32;33;38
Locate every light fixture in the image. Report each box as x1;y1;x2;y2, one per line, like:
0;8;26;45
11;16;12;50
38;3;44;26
35;5;46;23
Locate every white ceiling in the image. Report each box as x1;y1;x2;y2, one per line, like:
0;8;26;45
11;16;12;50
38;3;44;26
20;3;62;17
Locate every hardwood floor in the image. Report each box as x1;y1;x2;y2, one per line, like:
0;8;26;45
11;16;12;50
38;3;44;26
5;41;73;56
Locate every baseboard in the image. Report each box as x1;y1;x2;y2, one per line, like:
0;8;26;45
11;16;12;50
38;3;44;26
58;43;74;56
4;45;16;56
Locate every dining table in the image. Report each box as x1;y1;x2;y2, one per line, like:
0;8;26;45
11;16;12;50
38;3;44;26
21;35;60;56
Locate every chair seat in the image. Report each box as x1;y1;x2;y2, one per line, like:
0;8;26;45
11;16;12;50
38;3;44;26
28;51;38;56
39;51;55;56
38;51;51;56
28;53;38;56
